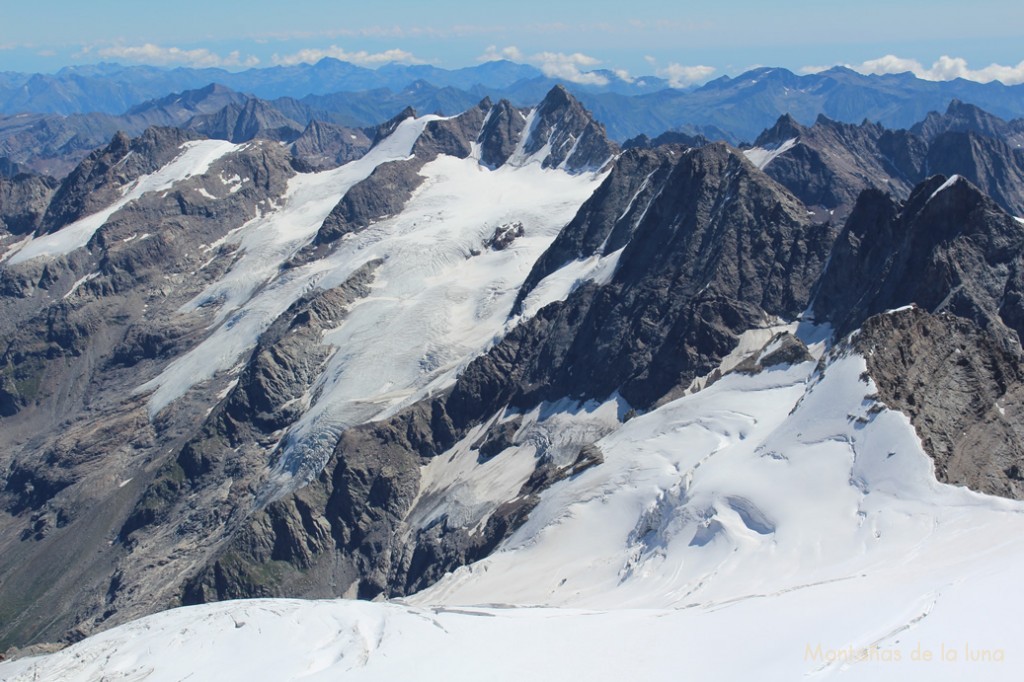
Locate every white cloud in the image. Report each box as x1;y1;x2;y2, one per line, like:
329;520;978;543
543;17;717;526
477;45;608;85
94;44;259;69
478;45;525;62
802;55;1024;86
271;45;426;67
640;56;715;88
798;64;831;75
657;62;716;88
613;69;634;84
533;51;608;85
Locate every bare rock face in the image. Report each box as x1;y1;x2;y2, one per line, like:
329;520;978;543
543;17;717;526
313;159;428;247
494;143;833;411
40;127;202;234
856;307;1024;499
925;131;1024;217
371;106;416;146
813;174;1024;346
10;91;1024;658
753;113;922;219
117;260;382;584
515;145;683;310
411;99;490;159
521;85;618;172
174;142;841;609
0;130;297;649
754;105;1024;220
186;99;304;144
289;119;371;172
811;174;1024;500
478;99;528;169
0;171;57;236
313;91;619;252
622;130;711;150
911;99;1024;147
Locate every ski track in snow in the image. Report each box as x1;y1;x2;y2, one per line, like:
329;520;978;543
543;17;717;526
5;348;1024;681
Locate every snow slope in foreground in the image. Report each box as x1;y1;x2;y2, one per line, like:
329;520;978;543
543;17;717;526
4;346;1023;681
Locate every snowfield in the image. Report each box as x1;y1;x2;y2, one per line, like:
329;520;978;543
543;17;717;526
743;136;798;170
5;106;1023;681
133;115;607;491
6;140;240;265
4;343;1023;681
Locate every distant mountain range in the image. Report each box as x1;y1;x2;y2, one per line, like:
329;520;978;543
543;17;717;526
6;60;1024;149
0;59;671;116
5;83;1024;669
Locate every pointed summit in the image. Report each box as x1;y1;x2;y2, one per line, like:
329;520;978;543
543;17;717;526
753;113;805;148
520;85;618;172
814;174;1024;339
289;119;371;171
477;98;528;169
187;99;303;143
411;98;491;160
911;99;1016;142
371;106;417;146
41;126;201;234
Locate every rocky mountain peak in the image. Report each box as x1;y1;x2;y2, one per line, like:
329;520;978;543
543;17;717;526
411;98;491;160
753;113;805;147
477;98;527;169
187;99;304;144
11;72;1024;667
125;83;246;119
813;173;1024;343
911;98;1018;142
107;131;132;156
0;168;57;236
289;119;371;172
372;106;417;146
923;131;1024;215
521;85;618;172
40;126;202;234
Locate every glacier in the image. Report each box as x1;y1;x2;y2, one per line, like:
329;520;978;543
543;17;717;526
4;338;1023;681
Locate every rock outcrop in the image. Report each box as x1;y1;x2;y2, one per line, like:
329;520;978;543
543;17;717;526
6;92;1024;657
813;174;1024;346
520;85;618;172
289;119;372;172
0;171;57;236
175;142;839;607
857;307;1024;499
40;127;202;233
186;99;305;144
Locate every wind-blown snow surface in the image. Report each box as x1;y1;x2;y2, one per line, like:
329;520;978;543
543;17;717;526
5;344;1024;680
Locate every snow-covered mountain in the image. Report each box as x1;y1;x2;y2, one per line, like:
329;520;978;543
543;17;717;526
2;85;1024;679
4;333;1024;680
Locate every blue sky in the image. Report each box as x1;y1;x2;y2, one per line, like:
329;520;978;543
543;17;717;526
3;0;1023;84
